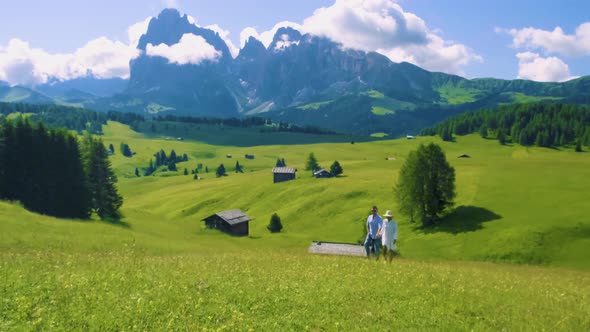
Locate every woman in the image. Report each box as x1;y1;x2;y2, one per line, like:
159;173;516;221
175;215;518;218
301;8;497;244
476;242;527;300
381;210;398;262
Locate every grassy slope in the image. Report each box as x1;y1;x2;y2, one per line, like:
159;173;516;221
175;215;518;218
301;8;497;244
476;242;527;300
1;121;589;329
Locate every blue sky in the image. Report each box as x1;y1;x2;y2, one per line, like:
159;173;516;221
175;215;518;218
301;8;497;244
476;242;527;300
1;0;589;84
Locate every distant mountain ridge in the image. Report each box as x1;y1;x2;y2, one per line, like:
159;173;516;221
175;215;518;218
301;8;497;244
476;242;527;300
9;8;590;136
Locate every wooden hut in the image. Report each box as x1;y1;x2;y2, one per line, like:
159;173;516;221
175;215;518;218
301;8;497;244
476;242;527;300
313;169;332;178
202;209;252;236
272;167;297;183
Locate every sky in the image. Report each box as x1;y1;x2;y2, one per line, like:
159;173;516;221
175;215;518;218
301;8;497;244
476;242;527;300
0;0;589;85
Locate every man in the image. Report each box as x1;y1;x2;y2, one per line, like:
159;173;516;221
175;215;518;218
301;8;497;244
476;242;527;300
364;205;383;259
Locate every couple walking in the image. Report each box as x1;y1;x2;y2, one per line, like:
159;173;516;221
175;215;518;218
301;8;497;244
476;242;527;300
364;205;397;261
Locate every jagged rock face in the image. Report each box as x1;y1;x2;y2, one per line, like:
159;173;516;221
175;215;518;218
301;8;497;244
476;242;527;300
122;8;445;115
127;8;238;116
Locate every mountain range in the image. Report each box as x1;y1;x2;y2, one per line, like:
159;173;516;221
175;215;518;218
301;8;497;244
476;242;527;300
3;8;590;136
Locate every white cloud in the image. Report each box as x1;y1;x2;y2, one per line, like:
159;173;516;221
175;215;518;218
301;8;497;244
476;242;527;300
239;0;480;74
146;33;220;65
516;52;576;82
503;22;590;57
274;34;300;51
163;0;179;9
240;21;302;48
0;37;140;85
128;16;152;49
205;24;239;58
0;17;150;85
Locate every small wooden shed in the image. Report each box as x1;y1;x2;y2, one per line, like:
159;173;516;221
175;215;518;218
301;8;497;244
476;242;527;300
272;167;297;183
313;169;332;178
203;209;252;236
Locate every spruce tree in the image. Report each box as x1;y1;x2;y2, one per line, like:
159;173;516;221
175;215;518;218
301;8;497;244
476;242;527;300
330;161;343;176
235;161;243;173
267;213;283;233
216;164;226;177
184;168;188;175
82;133;123;219
135;168;140;177
305;152;320;172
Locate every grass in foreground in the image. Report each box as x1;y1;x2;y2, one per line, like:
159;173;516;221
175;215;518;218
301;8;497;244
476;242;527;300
1;250;588;331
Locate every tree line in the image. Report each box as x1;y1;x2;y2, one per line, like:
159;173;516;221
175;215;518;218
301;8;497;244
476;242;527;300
421;103;590;148
144;149;189;175
0;102;144;135
0;119;122;219
152;114;338;135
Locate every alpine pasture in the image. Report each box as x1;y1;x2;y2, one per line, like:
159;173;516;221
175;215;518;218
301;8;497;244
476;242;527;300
1;121;589;330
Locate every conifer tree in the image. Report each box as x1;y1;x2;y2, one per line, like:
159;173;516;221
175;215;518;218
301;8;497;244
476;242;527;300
216;164;226;177
267;213;283;233
330;160;343;176
82;133;123;219
305;152;320;172
235;161;244;173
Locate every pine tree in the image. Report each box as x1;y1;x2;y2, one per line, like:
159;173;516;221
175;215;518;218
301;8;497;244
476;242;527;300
82;133;123;219
329;160;343;176
575;140;583;152
183;153;188;162
267;213;283;233
168;161;177;171
216;164;226;177
205;166;209;173
135;168;140;177
184;168;188;175
498;129;507;145
235;161;243;173
479;125;488;138
170;150;177;162
305;152;320;172
108;144;115;155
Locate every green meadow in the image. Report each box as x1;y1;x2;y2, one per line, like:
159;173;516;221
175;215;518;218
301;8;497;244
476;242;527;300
1;121;589;330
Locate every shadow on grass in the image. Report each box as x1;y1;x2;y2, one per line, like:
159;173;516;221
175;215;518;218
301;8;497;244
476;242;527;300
419;205;501;234
102;216;131;229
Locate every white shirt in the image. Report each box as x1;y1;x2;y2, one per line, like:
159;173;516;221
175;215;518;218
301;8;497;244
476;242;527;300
381;219;398;249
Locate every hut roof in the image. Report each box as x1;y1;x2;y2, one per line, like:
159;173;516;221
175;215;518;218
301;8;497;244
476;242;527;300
272;167;297;174
308;241;365;256
313;169;331;176
204;209;252;225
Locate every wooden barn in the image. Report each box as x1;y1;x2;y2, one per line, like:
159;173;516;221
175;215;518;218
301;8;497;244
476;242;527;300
203;209;252;236
313;169;332;178
272;167;297;183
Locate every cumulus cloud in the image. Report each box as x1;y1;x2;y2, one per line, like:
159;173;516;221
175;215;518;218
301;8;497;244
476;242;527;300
128;17;152;49
205;24;239;58
501;22;590;57
516;52;576;82
239;0;480;74
146;33;220;65
240;21;302;48
0;37;140;85
0;17;151;85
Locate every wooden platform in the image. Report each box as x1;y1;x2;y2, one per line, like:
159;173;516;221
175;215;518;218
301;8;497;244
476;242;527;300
308;241;366;257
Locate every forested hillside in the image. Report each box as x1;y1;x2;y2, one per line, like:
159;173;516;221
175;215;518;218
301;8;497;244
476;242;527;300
422;103;590;148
